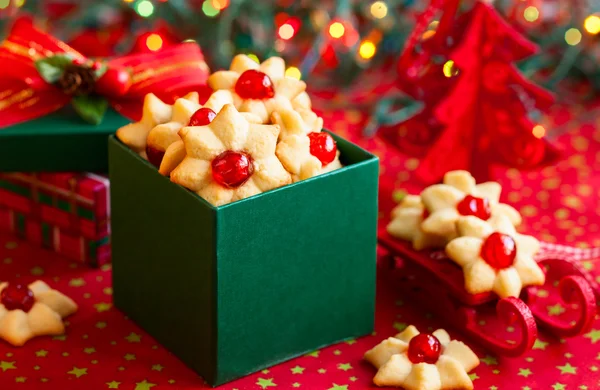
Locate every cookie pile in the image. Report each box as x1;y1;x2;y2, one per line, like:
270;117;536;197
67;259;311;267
117;55;342;206
387;170;545;299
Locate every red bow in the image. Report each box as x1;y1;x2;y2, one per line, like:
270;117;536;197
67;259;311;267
0;18;210;128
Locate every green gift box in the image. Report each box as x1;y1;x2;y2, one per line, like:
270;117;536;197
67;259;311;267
0;108;129;172
108;132;379;386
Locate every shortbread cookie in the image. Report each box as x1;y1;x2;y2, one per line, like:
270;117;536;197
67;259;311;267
156;92;263;176
116;93;177;158
207;55;306;123
0;281;78;346
146;90;235;174
292;91;312;110
160;111;263;176
271;106;323;138
171;104;292;206
420;170;521;241
446;214;544;298
273;110;341;182
146;93;204;169
364;325;479;389
386;195;449;250
289;91;323;134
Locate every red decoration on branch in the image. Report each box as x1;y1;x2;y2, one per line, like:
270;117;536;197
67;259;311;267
0;18;210;127
390;1;559;182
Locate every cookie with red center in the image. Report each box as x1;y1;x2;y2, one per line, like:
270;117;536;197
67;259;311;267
419;170;522;241
145;91;240;176
272;110;342;182
445;214;544;298
386;194;448;250
158;94;263;178
0;281;78;346
207;55;306;123
170;104;291;206
364;325;479;389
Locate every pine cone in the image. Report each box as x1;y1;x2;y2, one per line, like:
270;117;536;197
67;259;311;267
57;66;97;96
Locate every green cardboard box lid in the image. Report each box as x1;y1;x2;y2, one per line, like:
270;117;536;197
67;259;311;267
109;132;379;385
0;107;129;172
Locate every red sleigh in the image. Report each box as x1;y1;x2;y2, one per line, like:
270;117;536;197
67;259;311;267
378;228;597;357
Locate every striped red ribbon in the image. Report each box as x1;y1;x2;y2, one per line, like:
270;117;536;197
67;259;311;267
0;18;210;127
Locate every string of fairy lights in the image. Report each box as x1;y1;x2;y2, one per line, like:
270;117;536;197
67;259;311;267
510;1;600;46
1;0;600;93
0;0;596;47
120;0;600;57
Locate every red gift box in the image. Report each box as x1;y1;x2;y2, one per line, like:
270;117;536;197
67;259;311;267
0;172;110;267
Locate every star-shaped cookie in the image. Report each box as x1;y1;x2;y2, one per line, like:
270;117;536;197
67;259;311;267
273;109;341;182
292;91;312;110
116;93;180;158
364;325;479;389
170;104;292;206
207;54;306;123
386;194;448;250
420;170;521;241
158;91;263;176
446;214;544;298
0;281;78;346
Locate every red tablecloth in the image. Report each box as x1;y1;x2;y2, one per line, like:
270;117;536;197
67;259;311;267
0;103;599;390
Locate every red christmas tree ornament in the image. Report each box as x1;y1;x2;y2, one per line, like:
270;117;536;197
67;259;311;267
385;0;558;182
412;1;557;182
481;233;517;270
212;151;254;188
308;132;337;166
407;333;442;364
379;0;468;156
235;70;275;100
188;107;217;126
1;283;35;312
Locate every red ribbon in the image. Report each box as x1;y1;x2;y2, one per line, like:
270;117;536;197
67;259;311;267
0;18;210;128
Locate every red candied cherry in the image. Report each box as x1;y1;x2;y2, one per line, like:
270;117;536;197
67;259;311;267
1;283;35;312
308;132;337;166
481;232;517;270
212;151;254;188
146;146;165;169
235;70;275;100
457;195;491;220
95;66;132;97
407;333;442;364
188;107;217;126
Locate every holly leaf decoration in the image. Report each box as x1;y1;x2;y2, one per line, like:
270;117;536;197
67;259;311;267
71;95;108;125
34;54;74;84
